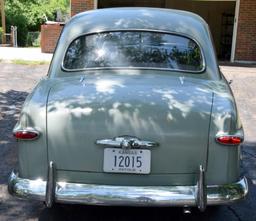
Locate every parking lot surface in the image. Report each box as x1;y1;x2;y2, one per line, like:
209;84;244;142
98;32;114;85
0;62;255;221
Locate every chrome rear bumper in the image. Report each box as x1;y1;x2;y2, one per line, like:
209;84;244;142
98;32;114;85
8;170;248;209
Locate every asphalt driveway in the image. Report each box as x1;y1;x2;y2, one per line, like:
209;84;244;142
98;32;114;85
0;62;255;221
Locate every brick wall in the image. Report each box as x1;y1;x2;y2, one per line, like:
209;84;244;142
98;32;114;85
41;1;94;53
235;0;256;61
41;24;63;53
71;0;94;16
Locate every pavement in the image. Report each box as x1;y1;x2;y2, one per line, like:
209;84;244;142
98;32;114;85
220;66;256;143
0;47;52;62
0;53;255;220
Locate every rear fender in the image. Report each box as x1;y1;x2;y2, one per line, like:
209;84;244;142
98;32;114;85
14;78;53;180
207;88;243;185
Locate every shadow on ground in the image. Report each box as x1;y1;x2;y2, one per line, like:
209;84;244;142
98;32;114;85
0;90;28;183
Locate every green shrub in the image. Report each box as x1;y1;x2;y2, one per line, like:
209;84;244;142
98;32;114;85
33;34;41;47
0;27;3;44
6;12;28;47
27;32;40;47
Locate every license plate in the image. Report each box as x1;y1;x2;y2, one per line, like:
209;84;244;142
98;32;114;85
103;148;151;174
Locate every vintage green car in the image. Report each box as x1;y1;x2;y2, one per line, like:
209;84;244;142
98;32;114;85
8;8;248;211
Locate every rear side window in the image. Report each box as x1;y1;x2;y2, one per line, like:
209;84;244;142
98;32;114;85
63;31;204;72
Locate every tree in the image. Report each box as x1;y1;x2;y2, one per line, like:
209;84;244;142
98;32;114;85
4;0;69;46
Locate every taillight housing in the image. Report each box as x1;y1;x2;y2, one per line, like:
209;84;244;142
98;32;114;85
13;129;40;140
216;135;243;145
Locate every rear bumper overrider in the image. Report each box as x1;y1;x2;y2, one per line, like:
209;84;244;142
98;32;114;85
8;164;248;211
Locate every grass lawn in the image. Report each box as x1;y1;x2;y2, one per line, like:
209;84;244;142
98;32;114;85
11;59;50;65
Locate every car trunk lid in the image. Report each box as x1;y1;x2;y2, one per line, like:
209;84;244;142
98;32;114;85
47;73;213;174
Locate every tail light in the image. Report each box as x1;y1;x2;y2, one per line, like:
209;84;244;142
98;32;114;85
216;135;243;145
13;129;40;140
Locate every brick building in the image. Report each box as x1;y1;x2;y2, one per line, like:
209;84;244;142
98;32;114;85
42;0;256;63
41;23;64;53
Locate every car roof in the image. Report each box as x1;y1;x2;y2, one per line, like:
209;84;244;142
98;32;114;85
65;7;209;42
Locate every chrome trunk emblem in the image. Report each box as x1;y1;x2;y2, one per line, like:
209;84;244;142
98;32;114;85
96;135;159;149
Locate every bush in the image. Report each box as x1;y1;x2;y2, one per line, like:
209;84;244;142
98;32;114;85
0;27;3;44
27;32;40;47
6;12;28;47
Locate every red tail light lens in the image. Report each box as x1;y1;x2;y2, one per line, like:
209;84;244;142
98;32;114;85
216;136;243;145
13;130;39;140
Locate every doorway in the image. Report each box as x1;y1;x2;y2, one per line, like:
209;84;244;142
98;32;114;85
98;0;166;8
166;0;236;61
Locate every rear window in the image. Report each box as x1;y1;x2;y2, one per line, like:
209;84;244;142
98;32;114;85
63;31;204;72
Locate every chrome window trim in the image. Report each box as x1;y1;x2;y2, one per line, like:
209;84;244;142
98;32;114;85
61;29;206;74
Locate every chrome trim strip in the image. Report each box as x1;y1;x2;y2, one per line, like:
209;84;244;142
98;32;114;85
8;171;248;207
60;29;206;74
62;66;204;74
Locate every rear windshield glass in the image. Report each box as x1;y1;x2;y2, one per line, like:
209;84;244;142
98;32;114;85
63;31;204;72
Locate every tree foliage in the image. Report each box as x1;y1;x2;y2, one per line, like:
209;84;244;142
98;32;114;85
4;0;70;46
